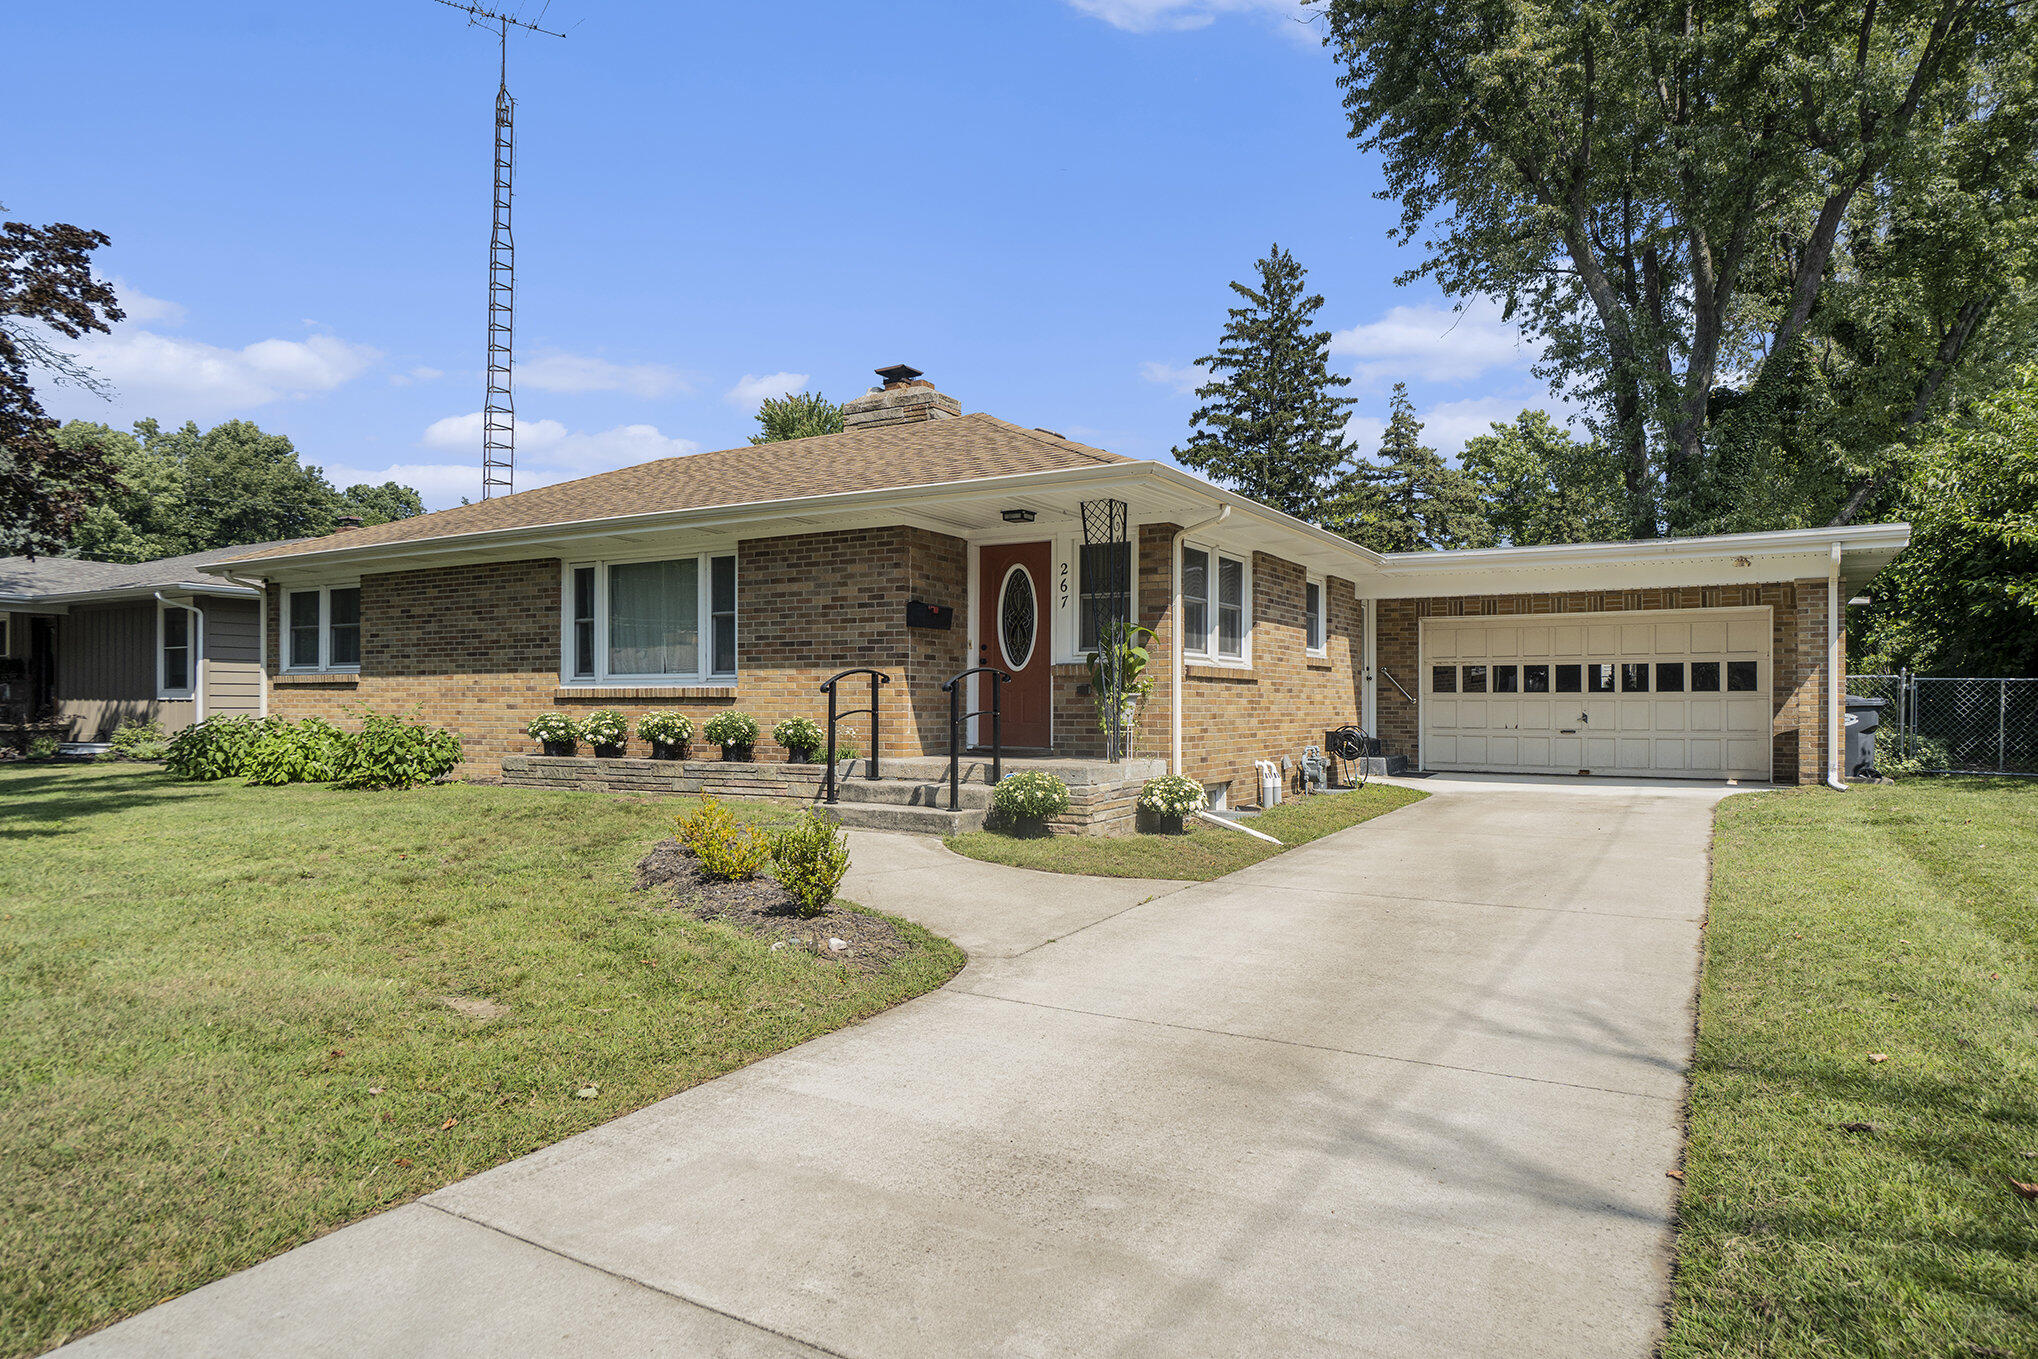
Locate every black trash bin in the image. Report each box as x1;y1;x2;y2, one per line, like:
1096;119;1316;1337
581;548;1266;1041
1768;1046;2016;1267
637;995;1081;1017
1845;696;1888;778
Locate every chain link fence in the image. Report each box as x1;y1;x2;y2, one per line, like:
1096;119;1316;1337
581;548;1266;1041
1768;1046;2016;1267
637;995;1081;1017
1848;673;2038;776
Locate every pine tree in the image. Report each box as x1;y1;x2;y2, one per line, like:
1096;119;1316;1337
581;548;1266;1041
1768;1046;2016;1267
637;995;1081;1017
1172;246;1355;522
1331;384;1489;552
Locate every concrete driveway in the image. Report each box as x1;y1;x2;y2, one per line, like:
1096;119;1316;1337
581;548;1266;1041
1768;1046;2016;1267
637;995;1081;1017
64;776;1734;1359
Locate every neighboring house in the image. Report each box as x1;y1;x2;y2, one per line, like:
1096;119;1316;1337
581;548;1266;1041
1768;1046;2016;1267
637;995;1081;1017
204;366;1909;804
0;543;285;743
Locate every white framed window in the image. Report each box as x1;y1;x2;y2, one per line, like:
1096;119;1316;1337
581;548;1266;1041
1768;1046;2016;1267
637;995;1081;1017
157;602;197;698
284;585;362;673
1305;576;1326;657
1180;542;1250;664
0;612;10;656
562;551;737;685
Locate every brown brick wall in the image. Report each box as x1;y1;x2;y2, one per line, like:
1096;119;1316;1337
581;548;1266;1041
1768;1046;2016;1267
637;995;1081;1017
267;526;973;770
1135;523;1366;806
1372;582;1835;784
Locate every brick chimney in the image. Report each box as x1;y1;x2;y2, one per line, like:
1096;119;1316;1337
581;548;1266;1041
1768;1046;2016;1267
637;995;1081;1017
840;364;960;430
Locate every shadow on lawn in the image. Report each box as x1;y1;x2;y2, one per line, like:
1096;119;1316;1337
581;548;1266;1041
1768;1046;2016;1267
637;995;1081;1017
0;766;222;835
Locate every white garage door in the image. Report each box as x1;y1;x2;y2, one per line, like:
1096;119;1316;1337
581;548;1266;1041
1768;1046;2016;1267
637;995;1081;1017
1420;609;1773;780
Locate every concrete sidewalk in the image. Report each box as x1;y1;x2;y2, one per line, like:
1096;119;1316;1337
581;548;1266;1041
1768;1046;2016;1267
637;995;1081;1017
63;777;1736;1358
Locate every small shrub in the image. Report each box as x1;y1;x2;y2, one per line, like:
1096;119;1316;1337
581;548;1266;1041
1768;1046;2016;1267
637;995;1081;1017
675;795;769;880
164;715;268;780
243;718;347;786
331;711;462;790
637;710;693;744
108;720;169;761
991;770;1071;825
581;708;628;749
525;712;578;747
704;710;759;750
27;734;61;761
771;810;850;918
771;715;825;759
1137;773;1207;819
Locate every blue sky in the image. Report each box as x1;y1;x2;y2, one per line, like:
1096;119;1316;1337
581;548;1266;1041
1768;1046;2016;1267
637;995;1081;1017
11;0;1563;510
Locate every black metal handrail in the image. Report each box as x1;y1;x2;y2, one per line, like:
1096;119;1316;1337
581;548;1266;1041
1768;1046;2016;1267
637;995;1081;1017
820;667;890;804
940;666;1013;811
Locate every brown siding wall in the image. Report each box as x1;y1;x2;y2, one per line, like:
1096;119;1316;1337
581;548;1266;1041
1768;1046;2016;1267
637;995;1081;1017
52;601;196;738
1372;582;1835;784
201;598;263;719
266;527;973;770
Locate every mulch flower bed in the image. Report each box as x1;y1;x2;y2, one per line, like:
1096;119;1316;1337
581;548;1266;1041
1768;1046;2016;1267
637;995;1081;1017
633;838;909;972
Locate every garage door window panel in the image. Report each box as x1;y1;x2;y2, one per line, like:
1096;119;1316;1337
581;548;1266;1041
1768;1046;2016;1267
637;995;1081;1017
1556;664;1582;693
1494;665;1519;694
1588;664;1616;693
1691;660;1721;691
1656;662;1685;692
1433;666;1457;693
1524;664;1550;693
1463;665;1488;693
1727;660;1759;691
1621;663;1651;692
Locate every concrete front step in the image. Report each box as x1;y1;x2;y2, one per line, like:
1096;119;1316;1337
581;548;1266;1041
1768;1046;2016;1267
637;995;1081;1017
821;801;986;835
830;778;995;810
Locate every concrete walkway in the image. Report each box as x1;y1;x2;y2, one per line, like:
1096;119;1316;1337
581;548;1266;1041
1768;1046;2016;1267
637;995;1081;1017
63;777;1738;1359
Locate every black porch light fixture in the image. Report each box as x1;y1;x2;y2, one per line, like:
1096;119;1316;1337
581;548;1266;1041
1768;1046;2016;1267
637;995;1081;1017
1001;508;1037;524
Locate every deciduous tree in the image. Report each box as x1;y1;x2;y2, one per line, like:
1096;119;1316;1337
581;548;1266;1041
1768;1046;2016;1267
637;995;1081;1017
749;391;844;444
1460;411;1628;546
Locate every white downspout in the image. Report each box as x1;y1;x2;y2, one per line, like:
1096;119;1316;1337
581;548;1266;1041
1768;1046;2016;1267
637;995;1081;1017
155;592;205;723
1170;505;1231;777
1826;542;1847;791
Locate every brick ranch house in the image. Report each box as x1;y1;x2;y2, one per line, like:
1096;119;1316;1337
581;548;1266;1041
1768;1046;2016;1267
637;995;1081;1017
202;367;1908;820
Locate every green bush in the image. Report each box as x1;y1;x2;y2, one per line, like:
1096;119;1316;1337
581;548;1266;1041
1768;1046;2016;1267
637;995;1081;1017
243;718;347;786
26;734;61;761
771;715;825;759
990;770;1071;825
330;711;462;790
107;720;169;761
675;795;769;880
703;710;759;750
771;810;850;918
164;715;269;781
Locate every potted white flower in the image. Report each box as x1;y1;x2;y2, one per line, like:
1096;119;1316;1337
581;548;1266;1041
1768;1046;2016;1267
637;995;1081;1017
1138;773;1207;835
582;707;629;758
771;715;825;764
525;712;580;757
637;711;693;760
703;709;759;762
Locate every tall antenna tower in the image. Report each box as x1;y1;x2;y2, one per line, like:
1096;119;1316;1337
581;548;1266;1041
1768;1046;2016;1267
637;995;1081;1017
431;1;565;499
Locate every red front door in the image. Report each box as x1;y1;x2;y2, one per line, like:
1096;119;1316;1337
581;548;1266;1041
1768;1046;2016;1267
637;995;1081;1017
977;541;1052;749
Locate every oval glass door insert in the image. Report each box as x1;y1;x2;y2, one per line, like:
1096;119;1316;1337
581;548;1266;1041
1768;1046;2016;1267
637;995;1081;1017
998;565;1038;670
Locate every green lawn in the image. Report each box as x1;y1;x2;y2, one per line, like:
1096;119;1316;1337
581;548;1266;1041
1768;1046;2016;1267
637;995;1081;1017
1669;778;2038;1358
944;782;1426;879
0;764;962;1358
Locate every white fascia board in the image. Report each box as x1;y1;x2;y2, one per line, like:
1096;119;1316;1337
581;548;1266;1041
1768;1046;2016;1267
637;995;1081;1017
0;582;261;609
200;462;1393;583
1363;523;1911;599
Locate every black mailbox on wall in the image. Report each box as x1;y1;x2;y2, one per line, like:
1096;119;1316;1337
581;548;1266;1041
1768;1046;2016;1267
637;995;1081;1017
906;599;954;630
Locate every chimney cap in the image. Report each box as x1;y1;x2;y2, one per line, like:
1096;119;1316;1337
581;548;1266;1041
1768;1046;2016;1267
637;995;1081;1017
875;363;923;387
334;515;363;531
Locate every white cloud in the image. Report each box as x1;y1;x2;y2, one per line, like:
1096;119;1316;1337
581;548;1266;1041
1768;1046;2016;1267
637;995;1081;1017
725;371;812;407
108;279;186;326
421;411;700;476
1331;295;1531;385
1139;360;1205;395
323;461;543;507
1069;0;1303;32
388;365;446;387
520;351;691;399
70;330;380;416
1417;387;1586;457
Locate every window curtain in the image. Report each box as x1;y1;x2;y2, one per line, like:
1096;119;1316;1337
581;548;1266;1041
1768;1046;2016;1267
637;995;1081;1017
608;559;697;676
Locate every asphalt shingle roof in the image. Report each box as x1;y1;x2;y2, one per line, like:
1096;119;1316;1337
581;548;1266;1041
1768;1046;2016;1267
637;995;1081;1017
221;414;1132;564
0;540;303;601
